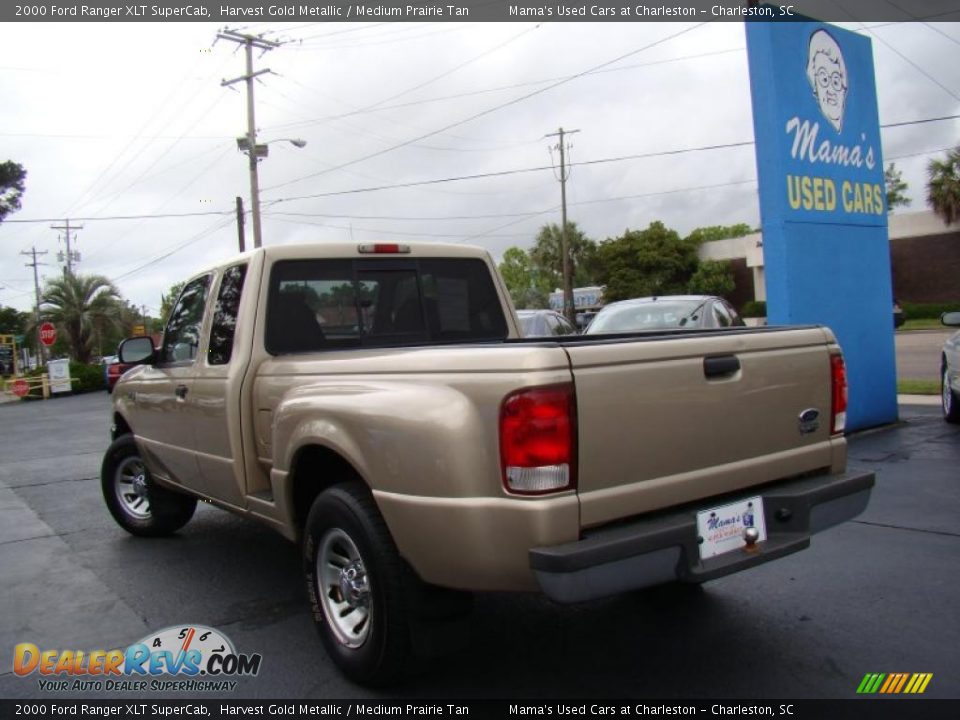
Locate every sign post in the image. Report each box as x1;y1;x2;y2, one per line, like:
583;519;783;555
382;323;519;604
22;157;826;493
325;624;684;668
746;17;898;430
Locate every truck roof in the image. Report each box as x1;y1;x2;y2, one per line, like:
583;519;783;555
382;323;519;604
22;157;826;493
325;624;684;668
243;241;491;263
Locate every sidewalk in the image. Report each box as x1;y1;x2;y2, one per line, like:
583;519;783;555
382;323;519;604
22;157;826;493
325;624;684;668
897;394;941;406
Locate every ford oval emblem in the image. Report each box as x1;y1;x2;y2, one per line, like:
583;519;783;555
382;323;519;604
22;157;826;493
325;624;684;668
798;408;820;434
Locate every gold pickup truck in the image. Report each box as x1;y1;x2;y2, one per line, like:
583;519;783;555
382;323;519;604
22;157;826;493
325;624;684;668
103;242;873;685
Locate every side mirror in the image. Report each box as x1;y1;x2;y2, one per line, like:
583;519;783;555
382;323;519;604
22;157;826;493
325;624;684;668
118;336;156;365
942;312;960;328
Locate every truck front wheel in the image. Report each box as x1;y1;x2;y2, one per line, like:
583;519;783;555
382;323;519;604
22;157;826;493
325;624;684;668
101;434;197;537
303;482;411;686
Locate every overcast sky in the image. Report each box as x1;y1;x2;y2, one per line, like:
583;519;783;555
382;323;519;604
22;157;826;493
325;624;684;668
1;19;958;317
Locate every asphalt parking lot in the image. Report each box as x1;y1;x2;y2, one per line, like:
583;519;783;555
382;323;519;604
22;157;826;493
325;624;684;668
0;390;957;702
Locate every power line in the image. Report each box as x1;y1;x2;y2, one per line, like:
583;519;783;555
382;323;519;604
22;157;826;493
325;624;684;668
5;112;954;227
262;22;709;194
852;20;960;103
267;46;745;134
109;216;235;283
5;115;954;227
3;210;233;224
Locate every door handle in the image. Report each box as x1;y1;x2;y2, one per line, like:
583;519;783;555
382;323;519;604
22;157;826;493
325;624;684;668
704;355;740;379
175;385;189;399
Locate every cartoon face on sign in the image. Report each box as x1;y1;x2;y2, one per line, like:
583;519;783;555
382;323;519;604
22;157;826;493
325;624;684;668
806;29;848;133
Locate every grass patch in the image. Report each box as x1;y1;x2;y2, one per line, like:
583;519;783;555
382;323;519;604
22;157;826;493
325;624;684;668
897;379;940;395
898;319;947;331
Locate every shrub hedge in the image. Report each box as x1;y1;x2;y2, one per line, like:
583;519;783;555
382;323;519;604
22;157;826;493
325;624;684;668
901;302;960;320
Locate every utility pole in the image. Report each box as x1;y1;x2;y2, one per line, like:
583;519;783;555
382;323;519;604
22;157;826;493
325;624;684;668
21;247;48;365
51;219;82;276
546;127;580;325
218;29;280;250
235;196;246;253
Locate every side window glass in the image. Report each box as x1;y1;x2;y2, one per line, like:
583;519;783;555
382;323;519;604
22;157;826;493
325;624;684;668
547;315;564;336
557;316;575;335
713;301;732;328
726;301;745;327
161;275;211;365
208;264;247;365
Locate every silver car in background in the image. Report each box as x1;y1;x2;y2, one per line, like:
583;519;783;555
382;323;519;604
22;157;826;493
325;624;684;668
516;309;578;337
585;295;745;334
942;311;960;424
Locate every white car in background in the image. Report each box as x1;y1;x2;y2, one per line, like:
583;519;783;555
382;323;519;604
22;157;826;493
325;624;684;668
584;295;745;334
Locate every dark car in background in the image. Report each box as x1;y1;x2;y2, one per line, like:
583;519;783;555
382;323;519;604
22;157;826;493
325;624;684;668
584;295;745;335
516;309;578;337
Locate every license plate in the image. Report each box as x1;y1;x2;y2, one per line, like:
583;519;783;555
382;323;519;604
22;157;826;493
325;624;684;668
696;496;767;560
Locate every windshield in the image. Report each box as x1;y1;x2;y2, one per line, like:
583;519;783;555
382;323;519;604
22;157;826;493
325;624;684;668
586;299;706;334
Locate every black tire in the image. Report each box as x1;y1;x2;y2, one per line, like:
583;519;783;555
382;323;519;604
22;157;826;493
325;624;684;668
303;482;412;686
101;434;197;537
943;362;960;424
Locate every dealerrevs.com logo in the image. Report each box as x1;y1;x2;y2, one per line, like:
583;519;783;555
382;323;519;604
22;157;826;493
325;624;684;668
13;625;262;693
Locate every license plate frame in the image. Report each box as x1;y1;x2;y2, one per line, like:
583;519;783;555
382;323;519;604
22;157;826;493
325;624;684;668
696;496;767;560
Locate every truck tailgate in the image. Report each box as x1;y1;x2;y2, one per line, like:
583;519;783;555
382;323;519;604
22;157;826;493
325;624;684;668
566;327;845;528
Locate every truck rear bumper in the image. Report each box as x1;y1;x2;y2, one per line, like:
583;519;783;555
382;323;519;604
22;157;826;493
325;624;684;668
530;469;874;603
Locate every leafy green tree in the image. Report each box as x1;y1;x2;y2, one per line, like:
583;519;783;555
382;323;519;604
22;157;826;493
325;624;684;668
0;306;29;336
885;162;910;212
684;223;754;245
927;146;960;225
595;221;699;302
0;306;31;369
498;247;551;309
529;222;600;289
0;161;27;223
688;260;735;298
40;272;121;364
160;281;185;324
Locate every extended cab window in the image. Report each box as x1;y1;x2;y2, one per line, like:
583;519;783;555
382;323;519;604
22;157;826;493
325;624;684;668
208;264;247;365
161;275;211;365
266;258;507;354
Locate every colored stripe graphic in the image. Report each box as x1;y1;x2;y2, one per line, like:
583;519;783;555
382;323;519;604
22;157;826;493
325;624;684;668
856;673;885;694
857;673;932;694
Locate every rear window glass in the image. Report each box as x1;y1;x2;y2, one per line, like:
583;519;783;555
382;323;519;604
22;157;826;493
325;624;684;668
265;258;507;354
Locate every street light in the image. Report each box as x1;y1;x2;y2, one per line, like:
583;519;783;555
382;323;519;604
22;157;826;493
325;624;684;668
236;137;307;248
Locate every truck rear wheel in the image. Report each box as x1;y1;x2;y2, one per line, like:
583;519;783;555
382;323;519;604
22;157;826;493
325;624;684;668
303;482;411;686
101;434;197;537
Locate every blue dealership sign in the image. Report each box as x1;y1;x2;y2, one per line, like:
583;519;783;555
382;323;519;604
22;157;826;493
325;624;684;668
747;18;898;430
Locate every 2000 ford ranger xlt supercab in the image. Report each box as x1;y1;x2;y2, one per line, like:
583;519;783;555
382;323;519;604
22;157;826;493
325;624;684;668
103;242;873;685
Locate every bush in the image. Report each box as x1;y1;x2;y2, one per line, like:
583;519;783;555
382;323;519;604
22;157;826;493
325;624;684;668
740;300;767;318
69;361;105;393
17;361;104;398
901;302;960;320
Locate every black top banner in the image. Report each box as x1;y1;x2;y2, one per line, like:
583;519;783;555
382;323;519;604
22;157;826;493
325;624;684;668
4;0;960;23
1;700;960;720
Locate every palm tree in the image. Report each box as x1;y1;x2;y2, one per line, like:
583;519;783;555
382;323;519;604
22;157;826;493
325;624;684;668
927;146;960;225
41;272;121;363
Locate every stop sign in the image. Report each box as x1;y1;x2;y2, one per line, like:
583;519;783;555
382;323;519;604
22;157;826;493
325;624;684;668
11;378;29;398
39;322;56;347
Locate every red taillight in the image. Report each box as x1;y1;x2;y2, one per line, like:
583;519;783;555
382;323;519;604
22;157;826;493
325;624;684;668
499;384;576;495
830;354;848;435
